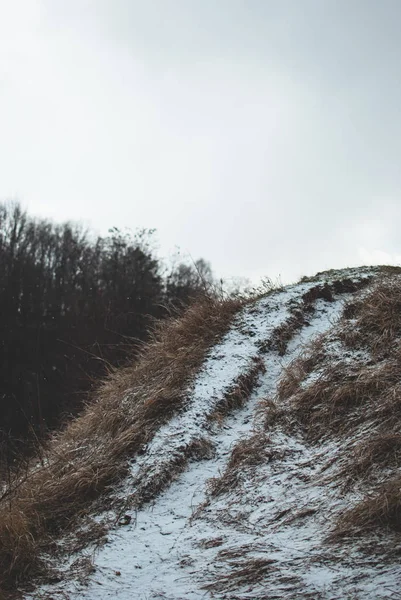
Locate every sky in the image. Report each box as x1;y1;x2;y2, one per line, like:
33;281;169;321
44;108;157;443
1;0;401;284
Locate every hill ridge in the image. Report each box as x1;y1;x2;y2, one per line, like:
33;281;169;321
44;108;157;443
4;265;401;599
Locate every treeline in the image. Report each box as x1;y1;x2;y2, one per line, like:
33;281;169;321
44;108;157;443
0;202;213;466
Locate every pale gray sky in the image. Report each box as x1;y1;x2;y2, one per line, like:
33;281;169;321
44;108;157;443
1;0;401;283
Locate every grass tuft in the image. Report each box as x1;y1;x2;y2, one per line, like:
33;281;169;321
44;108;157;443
202;555;277;593
208;432;273;496
334;475;401;536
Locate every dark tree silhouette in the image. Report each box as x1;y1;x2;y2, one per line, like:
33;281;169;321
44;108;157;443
166;258;214;304
0;202;213;469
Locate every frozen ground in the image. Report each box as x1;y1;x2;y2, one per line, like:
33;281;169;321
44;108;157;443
28;270;401;600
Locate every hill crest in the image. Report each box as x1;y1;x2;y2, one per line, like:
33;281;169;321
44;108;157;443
3;265;401;599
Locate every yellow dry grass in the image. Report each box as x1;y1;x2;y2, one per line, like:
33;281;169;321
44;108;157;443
0;294;244;593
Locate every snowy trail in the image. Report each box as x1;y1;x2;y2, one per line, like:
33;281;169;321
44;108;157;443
31;283;355;600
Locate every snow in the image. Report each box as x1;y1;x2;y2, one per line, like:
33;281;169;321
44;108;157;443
27;274;401;600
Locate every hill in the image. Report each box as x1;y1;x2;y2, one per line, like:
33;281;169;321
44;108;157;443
2;265;401;599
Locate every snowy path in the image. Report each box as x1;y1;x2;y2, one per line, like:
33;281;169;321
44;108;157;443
29;274;400;599
30;284;349;600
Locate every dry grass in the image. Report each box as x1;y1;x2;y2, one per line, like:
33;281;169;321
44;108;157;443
4;269;401;594
275;279;401;440
202;555;277;593
266;278;369;358
276;276;375;400
270;274;401;538
208;432;273;496
209;356;266;421
0;294;244;593
298;264;390;284
288;360;401;440
259;397;283;430
198;537;225;549
127;436;215;508
334;475;401;536
124;356;266;511
340;277;401;358
338;432;401;483
268;306;310;357
265;284;332;356
276;334;327;400
206;281;361;500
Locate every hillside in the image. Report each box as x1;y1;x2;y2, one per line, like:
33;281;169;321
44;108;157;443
3;266;401;599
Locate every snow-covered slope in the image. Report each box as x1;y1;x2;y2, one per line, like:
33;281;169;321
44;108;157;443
27;267;401;599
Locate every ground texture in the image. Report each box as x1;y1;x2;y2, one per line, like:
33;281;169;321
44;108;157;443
23;267;401;599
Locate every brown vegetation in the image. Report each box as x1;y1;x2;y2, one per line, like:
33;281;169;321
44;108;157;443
272;275;401;537
0;294;243;593
202;555;277;593
0;201;218;471
128;437;215;508
266;278;370;357
209;356;266;420
263;284;331;356
288;360;399;440
340;277;401;357
205;279;367;501
208;432;273;496
334;475;401;536
127;356;266;510
276;334;327;400
4;267;401;596
338;432;401;483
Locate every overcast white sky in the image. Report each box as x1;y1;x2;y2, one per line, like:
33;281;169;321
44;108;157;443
1;0;401;283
